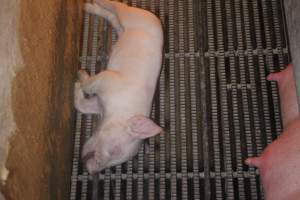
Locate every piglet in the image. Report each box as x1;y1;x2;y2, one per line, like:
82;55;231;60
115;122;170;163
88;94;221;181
246;118;300;200
267;64;299;128
74;0;163;174
245;64;300;199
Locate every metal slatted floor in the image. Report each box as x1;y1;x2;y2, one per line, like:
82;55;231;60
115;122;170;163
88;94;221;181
70;0;289;199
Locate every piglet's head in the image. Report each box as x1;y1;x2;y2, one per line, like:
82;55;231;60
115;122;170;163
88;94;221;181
82;115;163;174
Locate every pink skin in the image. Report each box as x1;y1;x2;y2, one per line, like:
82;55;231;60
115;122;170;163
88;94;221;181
246;64;300;199
245;118;300;200
74;0;163;174
267;64;299;129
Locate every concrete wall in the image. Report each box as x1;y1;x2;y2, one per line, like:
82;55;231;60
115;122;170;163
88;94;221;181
0;1;23;190
0;0;81;199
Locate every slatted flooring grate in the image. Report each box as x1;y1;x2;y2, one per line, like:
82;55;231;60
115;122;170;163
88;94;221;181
70;0;289;199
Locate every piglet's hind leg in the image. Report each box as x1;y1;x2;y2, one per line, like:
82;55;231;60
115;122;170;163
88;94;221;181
84;3;124;35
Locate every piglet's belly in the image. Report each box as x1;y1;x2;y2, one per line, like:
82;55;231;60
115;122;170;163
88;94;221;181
101;86;154;116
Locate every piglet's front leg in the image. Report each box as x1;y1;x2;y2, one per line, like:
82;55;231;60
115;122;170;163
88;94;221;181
74;70;107;115
74;82;103;114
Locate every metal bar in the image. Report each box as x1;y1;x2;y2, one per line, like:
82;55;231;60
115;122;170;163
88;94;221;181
215;0;235;198
157;0;167;198
70;113;83;200
167;0;178;199
206;0;223;198
92;174;99;199
131;0;137;7
195;0;211;199
126;160;133;199
148;110;156;200
261;0;282;138
224;0;246;198
188;0;201;199
161;0;172;198
141;0;147;9
178;0;189;199
271;0;286;71
77;170;260;181
114;166;122;200
80;48;289;62
137;147;144;199
103;169;111;200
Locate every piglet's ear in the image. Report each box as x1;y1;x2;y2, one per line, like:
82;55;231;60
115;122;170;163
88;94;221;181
127;115;163;139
